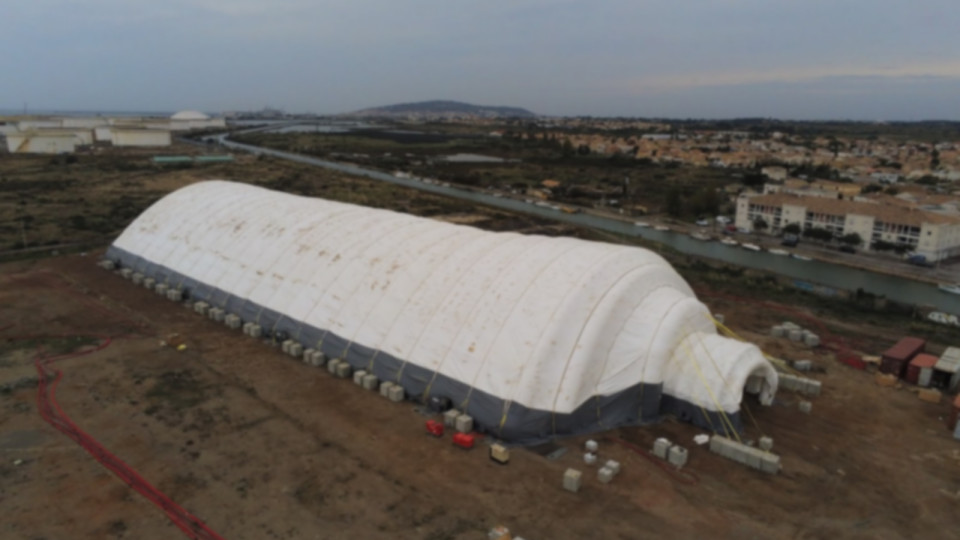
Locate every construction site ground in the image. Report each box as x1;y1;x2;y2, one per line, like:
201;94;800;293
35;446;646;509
2;254;959;540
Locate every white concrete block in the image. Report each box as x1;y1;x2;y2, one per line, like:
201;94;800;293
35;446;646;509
362;373;378;390
597;466;615;484
288;342;303;358
443;409;461;428
336;362;352;379
303;348;316;364
798;400;812;414
327;358;341;374
155;283;168;296
604;459;621;475
131;272;144;285
193;301;209;316
583;453;597;466
143;277;155;290
281;339;294;354
120;268;133;279
353;369;367;386
455;414;474;433
387;384;405;402
225;314;242;330
653;438;672;459
759;436;774;452
379;381;395;398
563;468;582;493
585;440;599;453
668;446;688;468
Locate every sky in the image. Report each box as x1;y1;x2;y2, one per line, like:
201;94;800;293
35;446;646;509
2;0;959;120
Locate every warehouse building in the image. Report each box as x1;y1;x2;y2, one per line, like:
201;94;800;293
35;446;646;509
107;181;779;443
111;128;172;147
4;131;80;154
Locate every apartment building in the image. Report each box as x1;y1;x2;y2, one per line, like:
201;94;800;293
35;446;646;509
736;193;960;261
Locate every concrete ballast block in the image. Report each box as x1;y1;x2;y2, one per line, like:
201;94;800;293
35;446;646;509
788;329;803;342
653;437;672;459
387;384;405;402
155;283;168;296
759;436;774;452
120;268;133;279
302;348;316;364
352;369;367;386
362;373;378;390
604;460;621;475
562;469;582;493
98;260;116;271
443;409;461;428
771;326;785;338
583;453;597;466
793;359;813;372
248;324;262;339
166;289;182;302
208;307;225;322
131;272;144;285
668;446;688;468
193;302;210;316
585;440;599;453
455;414;474;433
309;350;326;367
225;314;242;330
379;381;395;398
597;466;615;484
281;339;294;354
798;400;812;414
327;358;342;375
143;277;155;290
288;342;303;358
336;362;352;379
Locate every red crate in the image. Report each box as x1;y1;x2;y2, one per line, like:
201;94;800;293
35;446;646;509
452;432;475;449
426;420;444;437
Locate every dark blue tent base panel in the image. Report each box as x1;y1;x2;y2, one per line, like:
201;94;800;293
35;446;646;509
106;246;744;445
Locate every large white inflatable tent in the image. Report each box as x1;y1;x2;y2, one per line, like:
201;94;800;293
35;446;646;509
106;181;778;443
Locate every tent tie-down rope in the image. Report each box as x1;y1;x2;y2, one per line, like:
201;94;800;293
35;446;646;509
702;314;769;436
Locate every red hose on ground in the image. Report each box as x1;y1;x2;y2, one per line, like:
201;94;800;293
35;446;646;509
10;332;227;540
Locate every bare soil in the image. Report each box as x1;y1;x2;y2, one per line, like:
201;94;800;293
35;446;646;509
1;252;959;540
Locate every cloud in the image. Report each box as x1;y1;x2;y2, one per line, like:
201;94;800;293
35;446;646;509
619;60;960;93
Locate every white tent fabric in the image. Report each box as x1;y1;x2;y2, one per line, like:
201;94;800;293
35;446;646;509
110;180;777;433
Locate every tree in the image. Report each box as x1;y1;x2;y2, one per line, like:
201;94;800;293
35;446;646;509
783;223;801;235
931;148;941;170
665;187;683;217
561;139;575;158
840;233;862;247
861;183;883;194
753;217;768;232
802;227;833;242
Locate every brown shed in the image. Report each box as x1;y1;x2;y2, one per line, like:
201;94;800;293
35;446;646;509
880;337;926;378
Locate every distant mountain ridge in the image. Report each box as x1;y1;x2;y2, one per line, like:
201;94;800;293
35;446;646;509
349;100;536;118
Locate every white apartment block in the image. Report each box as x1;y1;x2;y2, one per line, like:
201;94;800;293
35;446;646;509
736;193;960;262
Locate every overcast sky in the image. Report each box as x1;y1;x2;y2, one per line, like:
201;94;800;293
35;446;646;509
3;0;959;119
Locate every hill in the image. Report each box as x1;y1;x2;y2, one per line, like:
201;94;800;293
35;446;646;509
349;100;535;119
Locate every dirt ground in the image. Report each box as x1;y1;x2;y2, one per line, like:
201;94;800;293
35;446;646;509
2;254;960;540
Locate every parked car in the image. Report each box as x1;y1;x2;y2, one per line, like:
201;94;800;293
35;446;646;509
906;254;933;267
839;245;856;254
695;219;710;227
781;234;799;247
